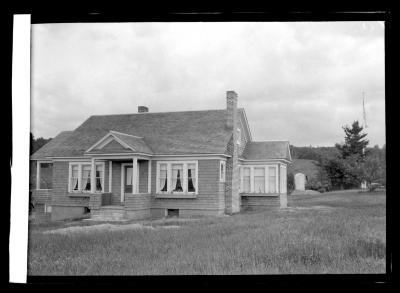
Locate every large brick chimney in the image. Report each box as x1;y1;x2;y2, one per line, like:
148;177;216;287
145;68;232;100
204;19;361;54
226;91;238;129
138;106;149;113
225;90;240;214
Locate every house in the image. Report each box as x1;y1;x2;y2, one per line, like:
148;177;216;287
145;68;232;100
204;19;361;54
30;91;292;221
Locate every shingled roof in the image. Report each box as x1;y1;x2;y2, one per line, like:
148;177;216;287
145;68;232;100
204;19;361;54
31;109;240;159
240;141;291;161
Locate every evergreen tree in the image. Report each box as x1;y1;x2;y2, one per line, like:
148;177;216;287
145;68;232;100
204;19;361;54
336;121;369;160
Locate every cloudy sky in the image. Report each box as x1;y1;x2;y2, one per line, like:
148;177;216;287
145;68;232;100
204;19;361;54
31;21;385;147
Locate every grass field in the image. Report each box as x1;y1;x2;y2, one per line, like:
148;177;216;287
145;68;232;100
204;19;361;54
27;190;386;275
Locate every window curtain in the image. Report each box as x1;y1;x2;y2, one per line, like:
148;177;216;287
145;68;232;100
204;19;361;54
72;178;78;190
96;168;103;192
188;165;196;192
254;168;265;193
160;164;167;191
173;170;183;192
161;178;167;191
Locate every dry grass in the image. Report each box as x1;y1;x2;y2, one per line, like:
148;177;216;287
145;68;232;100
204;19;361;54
27;191;386;275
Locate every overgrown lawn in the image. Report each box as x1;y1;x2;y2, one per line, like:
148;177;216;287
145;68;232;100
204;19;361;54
28;191;386;275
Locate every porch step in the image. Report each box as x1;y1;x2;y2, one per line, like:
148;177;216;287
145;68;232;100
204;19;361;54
91;206;126;221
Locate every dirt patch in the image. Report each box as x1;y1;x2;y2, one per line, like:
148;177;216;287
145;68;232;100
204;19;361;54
43;223;180;235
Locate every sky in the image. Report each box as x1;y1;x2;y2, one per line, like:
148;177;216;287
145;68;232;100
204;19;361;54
31;21;385;147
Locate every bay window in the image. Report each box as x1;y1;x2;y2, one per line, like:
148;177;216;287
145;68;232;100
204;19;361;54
243;167;251;193
240;165;279;194
254;167;265;193
69;162;105;193
156;161;198;194
268;166;276;193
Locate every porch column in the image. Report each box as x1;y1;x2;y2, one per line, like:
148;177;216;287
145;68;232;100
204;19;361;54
90;158;96;193
132;157;138;194
108;161;112;193
147;160;151;193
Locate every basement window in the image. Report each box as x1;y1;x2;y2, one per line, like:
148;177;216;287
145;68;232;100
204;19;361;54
167;209;179;218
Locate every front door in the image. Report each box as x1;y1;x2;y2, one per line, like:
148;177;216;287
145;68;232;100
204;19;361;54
124;166;133;194
123;164;139;197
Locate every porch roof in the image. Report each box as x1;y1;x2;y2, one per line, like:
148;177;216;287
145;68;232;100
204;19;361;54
240;141;291;161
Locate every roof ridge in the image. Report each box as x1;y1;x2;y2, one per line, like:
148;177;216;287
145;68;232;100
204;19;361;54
90;109;227;117
252;140;290;142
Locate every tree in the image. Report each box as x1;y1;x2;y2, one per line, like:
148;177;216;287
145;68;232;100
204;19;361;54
30;132;52;154
362;146;386;190
336;121;369;161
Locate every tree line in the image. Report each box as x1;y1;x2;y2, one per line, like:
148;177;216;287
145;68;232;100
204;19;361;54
289;121;386;192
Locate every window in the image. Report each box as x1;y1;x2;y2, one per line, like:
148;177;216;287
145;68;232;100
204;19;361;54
156;161;198;194
237;128;241;145
243;167;250;193
188;163;196;192
95;164;104;192
269;166;277;193
172;164;184;192
254;167;265;193
159;163;168;192
71;164;79;191
69;162;105;193
82;165;91;191
240;165;280;194
36;162;53;190
219;161;226;182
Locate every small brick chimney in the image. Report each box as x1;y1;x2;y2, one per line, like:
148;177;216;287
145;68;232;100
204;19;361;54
226;91;238;129
138;106;149;113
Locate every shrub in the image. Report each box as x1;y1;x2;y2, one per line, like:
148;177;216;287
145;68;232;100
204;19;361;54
287;173;295;194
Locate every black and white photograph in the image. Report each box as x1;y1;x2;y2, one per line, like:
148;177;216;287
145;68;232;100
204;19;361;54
12;14;388;278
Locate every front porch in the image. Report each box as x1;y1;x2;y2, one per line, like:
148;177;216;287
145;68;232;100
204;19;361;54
87;156;153;220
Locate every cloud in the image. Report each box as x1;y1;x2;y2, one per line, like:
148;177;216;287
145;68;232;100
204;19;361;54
31;22;385;147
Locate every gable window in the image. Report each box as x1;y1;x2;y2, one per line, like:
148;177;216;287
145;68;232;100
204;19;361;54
219;161;226;182
243;167;251;193
69;162;105;193
156;161;198;194
254;167;265;193
237;128;241;145
36;162;53;190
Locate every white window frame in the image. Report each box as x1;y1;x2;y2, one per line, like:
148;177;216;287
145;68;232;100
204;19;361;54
68;162;105;193
156;161;198;195
240;164;279;194
36;161;53;190
219;161;226;182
